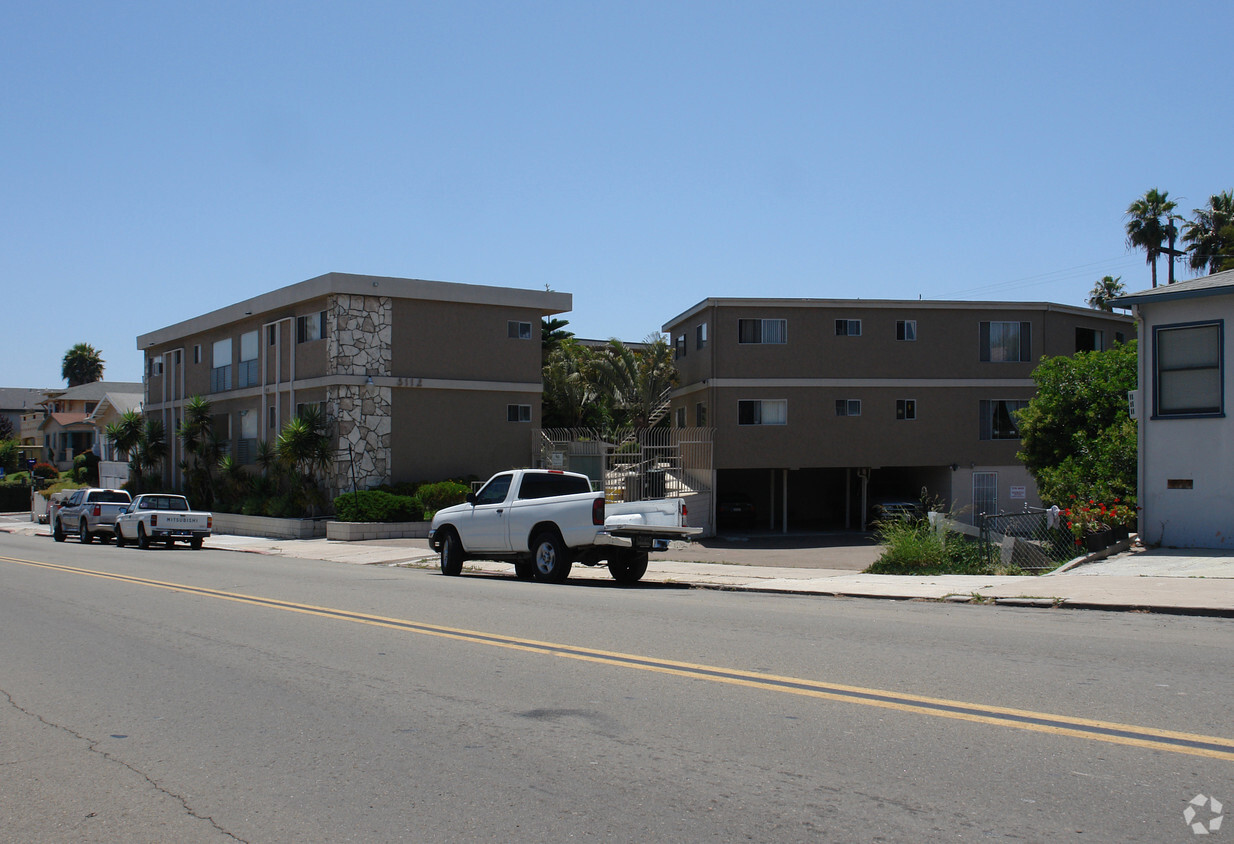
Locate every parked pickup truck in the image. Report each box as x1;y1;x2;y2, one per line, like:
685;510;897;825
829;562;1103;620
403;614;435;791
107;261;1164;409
52;488;132;544
428;469;700;583
114;494;213;550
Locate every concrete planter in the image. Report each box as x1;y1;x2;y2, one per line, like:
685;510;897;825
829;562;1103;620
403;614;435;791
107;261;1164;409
212;512;327;540
326;520;431;541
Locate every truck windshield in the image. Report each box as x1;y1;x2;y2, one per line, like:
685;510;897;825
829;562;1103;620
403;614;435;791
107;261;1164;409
474;475;512;506
89;491;132;504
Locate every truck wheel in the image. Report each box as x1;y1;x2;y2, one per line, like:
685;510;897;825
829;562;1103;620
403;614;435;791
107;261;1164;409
79;520;93;545
514;559;536;580
115;525;126;548
609;551;649;584
53;519;65;542
137;523;150;550
439;530;464;576
531;531;572;583
190;537;203;550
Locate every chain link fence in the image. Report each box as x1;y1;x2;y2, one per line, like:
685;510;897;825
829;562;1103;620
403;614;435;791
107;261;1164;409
979;507;1078;572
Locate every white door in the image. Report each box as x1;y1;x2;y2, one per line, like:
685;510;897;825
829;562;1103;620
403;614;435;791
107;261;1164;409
972;472;998;522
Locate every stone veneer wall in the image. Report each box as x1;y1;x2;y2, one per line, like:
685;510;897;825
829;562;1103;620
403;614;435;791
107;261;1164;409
327;294;393;496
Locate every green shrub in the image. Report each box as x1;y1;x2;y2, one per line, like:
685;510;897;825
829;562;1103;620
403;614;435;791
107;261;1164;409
32;462;59;480
264;495;302;519
412;481;470;519
334;489;423;523
865;516;1006;576
378;481;421;498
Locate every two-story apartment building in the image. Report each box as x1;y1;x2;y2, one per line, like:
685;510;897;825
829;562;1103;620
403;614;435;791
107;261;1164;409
136;272;570;495
662;298;1133;530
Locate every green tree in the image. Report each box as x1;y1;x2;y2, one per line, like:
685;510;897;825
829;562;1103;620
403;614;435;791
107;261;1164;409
61;343;104;387
105;409;145;461
592;336;678;429
1182;190;1234;276
1016;341;1138;506
178;396;220;507
542;339;603;428
0;415;13;440
1086;275;1125;312
276;405;334;515
1125;188;1179;288
541;317;573;355
128;417;167;492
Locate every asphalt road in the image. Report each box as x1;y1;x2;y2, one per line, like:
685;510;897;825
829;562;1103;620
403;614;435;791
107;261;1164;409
2;531;1231;842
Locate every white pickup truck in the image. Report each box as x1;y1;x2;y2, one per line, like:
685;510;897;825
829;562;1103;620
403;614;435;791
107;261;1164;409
114;494;213;550
429;469;700;583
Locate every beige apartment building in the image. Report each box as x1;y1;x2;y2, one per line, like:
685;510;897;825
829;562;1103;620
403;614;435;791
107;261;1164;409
662;298;1134;529
137;272;570;495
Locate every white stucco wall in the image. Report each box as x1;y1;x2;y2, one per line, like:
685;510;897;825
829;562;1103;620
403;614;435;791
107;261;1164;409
1139;296;1234;548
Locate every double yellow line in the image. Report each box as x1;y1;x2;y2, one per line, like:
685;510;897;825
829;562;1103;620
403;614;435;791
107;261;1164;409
6;554;1233;762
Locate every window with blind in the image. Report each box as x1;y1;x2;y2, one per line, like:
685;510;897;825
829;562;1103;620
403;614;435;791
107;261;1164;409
1154;321;1223;417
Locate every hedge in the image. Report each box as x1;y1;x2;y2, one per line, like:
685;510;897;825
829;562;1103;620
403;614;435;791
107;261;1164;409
334;490;422;523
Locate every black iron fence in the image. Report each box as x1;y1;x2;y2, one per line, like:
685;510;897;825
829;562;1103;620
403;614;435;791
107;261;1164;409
979;507;1078;572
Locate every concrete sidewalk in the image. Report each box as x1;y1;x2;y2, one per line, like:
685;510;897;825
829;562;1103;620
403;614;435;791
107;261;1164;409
4;517;1233;616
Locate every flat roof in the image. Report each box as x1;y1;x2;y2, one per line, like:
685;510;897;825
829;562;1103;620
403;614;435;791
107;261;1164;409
661;297;1134;331
137;272;572;349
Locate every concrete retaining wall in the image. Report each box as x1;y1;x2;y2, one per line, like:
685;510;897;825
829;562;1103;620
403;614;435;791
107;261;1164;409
326;521;431;541
212;513;327;540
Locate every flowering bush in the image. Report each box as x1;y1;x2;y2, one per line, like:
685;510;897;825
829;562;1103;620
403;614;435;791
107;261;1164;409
1063;496;1137;542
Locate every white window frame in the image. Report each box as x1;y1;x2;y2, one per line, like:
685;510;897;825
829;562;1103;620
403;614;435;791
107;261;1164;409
297;311;327;343
979;399;1028;440
896;399;916;420
696;322;707;350
507;404;532;423
738;318;787;344
896;320;917;341
737;399;787;426
507;320;533;340
835;319;862;337
835;399;862;416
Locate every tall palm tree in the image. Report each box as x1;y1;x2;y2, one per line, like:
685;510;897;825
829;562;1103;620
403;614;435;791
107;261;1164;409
1087;276;1125;312
542;340;601;428
1125;188;1179;288
276;406;334;515
1182;190;1234;275
61;343;104;387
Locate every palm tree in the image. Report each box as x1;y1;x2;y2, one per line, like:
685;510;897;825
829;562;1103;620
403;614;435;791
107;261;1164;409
129;418;167;492
178;396;219;506
1087;276;1125;312
1125;188;1179;288
105;409;145;461
276;406;334;515
593;336;678;429
1182;190;1234;275
61;343;104;387
542;340;601;428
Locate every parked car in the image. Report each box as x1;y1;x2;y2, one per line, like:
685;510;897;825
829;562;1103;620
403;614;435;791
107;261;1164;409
429;469;700;583
115;494;212;550
871;501;924;524
717;492;758;529
51;488;132;544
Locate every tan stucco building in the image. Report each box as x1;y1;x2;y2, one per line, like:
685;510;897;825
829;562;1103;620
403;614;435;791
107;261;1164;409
136;272;570;494
662;298;1134;529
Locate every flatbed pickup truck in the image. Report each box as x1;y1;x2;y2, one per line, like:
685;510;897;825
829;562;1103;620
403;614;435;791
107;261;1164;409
115;494;213;550
428;469;700;583
52;488;132;544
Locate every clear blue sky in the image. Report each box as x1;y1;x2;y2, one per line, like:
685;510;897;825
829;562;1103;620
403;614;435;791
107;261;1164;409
3;1;1230;388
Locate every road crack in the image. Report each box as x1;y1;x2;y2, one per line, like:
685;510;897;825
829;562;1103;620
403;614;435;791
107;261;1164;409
1;688;248;842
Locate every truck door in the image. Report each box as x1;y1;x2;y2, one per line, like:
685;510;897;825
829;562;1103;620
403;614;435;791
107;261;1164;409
459;473;514;553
